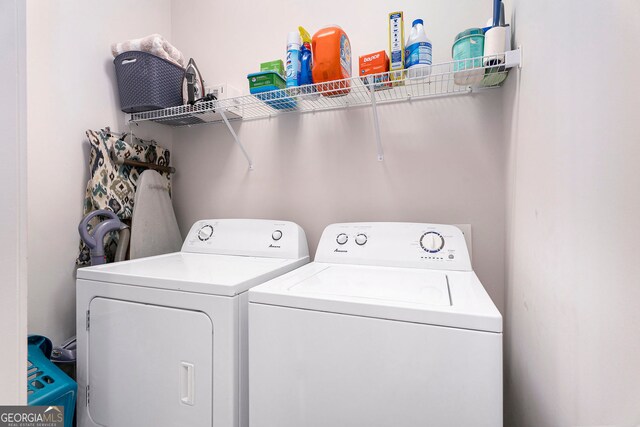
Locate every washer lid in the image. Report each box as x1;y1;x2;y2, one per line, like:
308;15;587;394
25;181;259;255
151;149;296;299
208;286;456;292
77;252;309;296
249;263;502;333
289;266;452;306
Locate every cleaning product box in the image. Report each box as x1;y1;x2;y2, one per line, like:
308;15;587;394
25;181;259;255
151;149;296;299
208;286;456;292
388;11;405;84
260;60;285;78
247;71;286;93
247;71;296;110
359;50;390;91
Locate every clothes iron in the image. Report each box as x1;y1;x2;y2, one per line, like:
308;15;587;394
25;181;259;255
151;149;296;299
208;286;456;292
182;58;205;105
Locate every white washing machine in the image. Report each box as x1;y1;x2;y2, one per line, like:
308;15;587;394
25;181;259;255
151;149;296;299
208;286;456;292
249;222;502;427
76;219;308;427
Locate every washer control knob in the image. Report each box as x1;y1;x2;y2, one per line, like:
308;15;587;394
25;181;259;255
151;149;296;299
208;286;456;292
197;225;214;241
420;232;445;253
355;233;368;246
336;233;348;245
272;230;283;241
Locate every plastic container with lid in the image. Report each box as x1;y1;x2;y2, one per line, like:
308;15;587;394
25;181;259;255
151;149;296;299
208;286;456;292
312;25;352;96
452;28;485;86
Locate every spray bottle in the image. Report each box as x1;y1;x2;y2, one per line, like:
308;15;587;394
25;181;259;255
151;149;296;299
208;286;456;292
286;31;301;88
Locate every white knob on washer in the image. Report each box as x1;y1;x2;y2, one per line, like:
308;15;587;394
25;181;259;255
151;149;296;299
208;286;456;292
355;233;368;245
336;233;348;245
272;230;283;241
197;225;214;241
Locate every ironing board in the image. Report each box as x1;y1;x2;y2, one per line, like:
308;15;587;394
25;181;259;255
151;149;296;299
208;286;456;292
129;170;182;259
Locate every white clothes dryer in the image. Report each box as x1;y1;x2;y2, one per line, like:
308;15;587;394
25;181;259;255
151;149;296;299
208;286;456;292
249;222;502;427
76;219;308;427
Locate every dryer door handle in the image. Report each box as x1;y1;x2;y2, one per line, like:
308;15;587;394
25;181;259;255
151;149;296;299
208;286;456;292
180;361;195;406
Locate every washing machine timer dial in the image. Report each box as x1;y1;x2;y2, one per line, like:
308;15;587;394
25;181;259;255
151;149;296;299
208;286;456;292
336;233;348;245
197;225;214;241
420;231;445;253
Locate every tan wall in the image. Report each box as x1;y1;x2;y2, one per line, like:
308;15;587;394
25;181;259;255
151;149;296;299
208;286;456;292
0;0;27;404
26;0;173;344
168;0;508;312
503;0;640;424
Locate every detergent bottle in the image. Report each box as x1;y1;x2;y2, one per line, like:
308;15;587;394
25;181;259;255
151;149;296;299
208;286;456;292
312;26;351;96
298;26;319;99
299;26;313;85
405;19;432;78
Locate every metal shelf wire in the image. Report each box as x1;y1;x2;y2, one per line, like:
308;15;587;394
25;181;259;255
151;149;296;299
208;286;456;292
128;49;521;127
127;48;521;168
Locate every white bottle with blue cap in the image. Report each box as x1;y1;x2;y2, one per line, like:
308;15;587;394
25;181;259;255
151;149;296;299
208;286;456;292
405;19;432;78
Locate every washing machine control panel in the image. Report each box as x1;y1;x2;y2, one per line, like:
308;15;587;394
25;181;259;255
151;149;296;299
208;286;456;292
315;223;471;271
182;219;309;259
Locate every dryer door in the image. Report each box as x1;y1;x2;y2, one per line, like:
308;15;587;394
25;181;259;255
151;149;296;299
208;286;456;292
88;297;213;427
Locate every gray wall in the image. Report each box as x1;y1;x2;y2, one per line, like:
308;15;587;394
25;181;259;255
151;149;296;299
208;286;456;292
503;0;640;425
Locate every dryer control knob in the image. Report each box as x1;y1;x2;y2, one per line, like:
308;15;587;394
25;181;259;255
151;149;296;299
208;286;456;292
197;225;214;241
272;230;283;241
336;233;348;245
355;234;368;246
420;232;444;253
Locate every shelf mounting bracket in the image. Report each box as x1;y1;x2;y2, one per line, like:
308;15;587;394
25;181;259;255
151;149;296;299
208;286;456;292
368;82;384;161
220;109;254;170
505;46;522;69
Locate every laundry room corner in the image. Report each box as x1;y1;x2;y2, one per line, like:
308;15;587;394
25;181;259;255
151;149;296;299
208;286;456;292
5;0;640;425
24;0;174;345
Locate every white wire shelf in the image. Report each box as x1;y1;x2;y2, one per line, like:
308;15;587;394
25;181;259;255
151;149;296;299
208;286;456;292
127;48;521;169
128;49;521;127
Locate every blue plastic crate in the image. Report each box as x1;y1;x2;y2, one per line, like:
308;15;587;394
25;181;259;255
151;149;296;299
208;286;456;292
28;336;77;427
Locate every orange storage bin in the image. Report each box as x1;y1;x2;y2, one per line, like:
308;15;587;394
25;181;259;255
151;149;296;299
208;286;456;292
312;26;352;96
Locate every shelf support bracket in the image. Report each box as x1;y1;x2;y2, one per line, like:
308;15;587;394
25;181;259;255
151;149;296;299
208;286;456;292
505;46;522;69
368;83;384;161
220;110;254;170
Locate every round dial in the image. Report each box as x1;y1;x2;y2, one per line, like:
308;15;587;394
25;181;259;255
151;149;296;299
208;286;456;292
336;233;348;245
355;233;368;246
420;231;444;253
272;230;283;241
197;225;214;241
